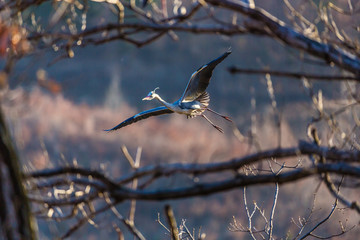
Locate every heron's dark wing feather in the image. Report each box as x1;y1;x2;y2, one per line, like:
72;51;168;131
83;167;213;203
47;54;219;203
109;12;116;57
105;107;173;131
180;50;231;102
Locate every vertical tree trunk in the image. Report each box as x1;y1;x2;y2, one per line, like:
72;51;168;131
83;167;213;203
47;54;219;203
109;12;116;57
0;108;36;240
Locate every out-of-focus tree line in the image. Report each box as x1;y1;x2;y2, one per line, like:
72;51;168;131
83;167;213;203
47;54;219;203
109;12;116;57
0;0;359;239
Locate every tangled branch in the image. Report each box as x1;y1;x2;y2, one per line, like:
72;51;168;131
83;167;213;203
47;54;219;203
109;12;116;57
26;141;360;207
2;0;358;76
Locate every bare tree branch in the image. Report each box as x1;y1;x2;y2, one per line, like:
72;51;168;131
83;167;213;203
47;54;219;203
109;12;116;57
228;67;360;82
206;0;360;75
267;183;278;240
299;178;343;240
27;161;360;212
26;141;360;186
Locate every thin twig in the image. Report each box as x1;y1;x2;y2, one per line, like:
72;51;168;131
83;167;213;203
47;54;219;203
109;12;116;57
299;182;341;239
267;183;279;240
104;193;146;240
129;147;142;224
243;187;256;239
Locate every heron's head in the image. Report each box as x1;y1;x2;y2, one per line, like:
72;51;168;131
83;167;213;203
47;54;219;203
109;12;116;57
142;87;159;101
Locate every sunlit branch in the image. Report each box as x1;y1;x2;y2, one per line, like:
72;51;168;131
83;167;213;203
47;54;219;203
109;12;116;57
165;205;180;240
267;183;278;239
244;186;256;239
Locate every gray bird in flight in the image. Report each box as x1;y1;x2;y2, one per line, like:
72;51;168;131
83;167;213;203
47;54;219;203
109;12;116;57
106;50;232;133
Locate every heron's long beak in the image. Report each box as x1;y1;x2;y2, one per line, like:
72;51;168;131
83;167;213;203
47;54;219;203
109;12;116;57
142;96;152;101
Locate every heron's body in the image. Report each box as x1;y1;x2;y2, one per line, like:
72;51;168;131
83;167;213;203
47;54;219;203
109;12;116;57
159;92;209;115
106;50;231;132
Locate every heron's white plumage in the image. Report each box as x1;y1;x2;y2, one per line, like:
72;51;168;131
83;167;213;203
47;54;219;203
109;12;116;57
106;51;232;132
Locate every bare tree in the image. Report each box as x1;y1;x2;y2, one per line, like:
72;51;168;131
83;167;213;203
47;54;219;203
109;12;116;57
0;0;359;239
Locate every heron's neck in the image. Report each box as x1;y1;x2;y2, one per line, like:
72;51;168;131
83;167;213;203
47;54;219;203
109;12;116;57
155;94;174;110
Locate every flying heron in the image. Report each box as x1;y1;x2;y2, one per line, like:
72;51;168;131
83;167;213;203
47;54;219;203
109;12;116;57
105;50;232;133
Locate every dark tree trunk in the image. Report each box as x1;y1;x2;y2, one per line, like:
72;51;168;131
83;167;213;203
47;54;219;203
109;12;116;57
0;108;36;240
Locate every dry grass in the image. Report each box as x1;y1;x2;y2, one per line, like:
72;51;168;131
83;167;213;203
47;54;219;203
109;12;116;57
4;88;248;169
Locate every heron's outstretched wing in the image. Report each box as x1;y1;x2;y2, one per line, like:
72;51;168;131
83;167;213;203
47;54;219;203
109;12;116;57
180;50;231;103
105;106;173;131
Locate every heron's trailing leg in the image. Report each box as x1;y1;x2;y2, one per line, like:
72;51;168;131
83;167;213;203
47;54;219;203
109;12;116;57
201;114;224;133
207;108;232;122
